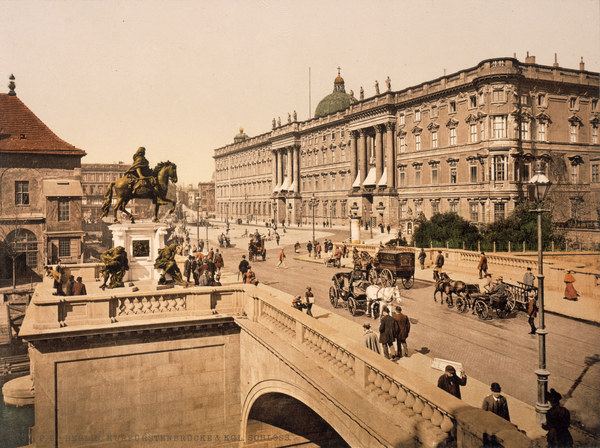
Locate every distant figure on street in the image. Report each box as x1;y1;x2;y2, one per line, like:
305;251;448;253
437;365;467;399
184;255;195;284
386;224;391;234
304;286;314;317
379;223;384;234
378;307;397;359
543;389;573;448
52;259;65;296
341;242;348;258
294;241;300;253
477;252;488;279
315;241;322;259
238;255;250;282
563;270;579;301
363;323;380;354
214;249;224;273
433;250;445;281
207;248;214;261
418;248;426;270
275;232;280;245
482;382;510;421
65;275;75;296
277;248;286;268
527;291;538;335
523;267;536;290
73;276;87;296
307;240;313;257
392;306;410;359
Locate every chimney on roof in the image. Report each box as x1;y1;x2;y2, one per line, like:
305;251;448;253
525;52;536;64
513;52;517;59
553;53;559;67
580;57;585;71
8;74;16;96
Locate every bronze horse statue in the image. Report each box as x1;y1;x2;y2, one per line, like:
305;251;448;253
101;161;178;223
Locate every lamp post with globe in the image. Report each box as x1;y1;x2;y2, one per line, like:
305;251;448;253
528;158;552;423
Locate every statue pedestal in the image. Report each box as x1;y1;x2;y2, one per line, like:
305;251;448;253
350;216;361;243
109;222;168;282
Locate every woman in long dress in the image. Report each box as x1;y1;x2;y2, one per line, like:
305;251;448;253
563;270;579;301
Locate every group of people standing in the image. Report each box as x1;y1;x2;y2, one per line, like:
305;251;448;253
363;305;411;360
183;248;224;286
45;260;87;296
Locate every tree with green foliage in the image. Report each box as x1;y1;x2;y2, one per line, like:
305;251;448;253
413;212;480;249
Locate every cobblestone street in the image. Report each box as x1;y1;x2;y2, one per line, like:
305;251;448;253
206;223;600;439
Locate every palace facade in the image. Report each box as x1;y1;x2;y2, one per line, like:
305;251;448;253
213;56;600;235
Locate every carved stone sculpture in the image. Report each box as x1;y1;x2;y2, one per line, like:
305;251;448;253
154;242;184;285
99;246;129;289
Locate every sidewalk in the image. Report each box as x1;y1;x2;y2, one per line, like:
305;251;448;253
294;253;600;325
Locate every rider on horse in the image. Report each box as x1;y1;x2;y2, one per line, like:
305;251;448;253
125;147;155;195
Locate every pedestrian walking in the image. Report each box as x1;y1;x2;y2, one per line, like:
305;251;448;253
482;383;510;421
477;252;488;278
437;365;467;399
73;276;87;295
277;248;286;268
418;248;426;270
304;286;314;317
316;242;322;259
527;291;538;335
294;241;300;253
65;275;75;296
238;255;250;282
542;389;573;448
386;224;391;234
214;249;224;273
184;255;194;283
523;267;536;290
275;232;280;246
563;270;579;301
307;240;313;257
433;250;444;281
392;306;410;359
363;323;380;354
378;307;397;359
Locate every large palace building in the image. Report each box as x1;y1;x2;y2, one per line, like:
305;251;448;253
213;56;600;235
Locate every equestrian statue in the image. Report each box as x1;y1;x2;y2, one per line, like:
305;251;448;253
99;246;129;290
101;147;178;223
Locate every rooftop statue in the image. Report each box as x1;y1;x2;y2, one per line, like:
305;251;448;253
154;242;184;285
99;246;129;290
101;147;178;223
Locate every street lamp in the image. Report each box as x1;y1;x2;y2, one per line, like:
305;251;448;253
308;194;316;245
350;202;359;242
528;158;552;423
195;194;200;249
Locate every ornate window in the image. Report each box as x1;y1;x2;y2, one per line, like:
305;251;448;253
415;133;421;151
449;128;457;146
414;109;421;122
399;114;405;126
592;125;599;144
449;200;458;214
15;181;29;206
59;238;71;257
492;116;507;139
492;89;505;103
469;124;477;143
470;164;478;183
521;120;530;140
431;200;439;214
538;122;547;141
537;93;546;107
469;202;479;222
450;168;457;184
6;229;38;268
449;100;457;113
398;134;407;153
429;161;439;184
492;155;507;181
494;202;505;221
431;131;438;149
430;105;438;118
398;165;406;186
58;199;70;222
469;95;477;108
414;164;422;185
591;164;600;183
570;124;578;143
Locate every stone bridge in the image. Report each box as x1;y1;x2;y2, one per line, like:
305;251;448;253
19;280;530;448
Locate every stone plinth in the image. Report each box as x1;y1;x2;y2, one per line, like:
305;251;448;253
350;216;361;243
109;222;168;282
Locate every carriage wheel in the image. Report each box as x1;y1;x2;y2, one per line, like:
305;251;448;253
348;296;358;316
380;269;394;287
329;286;339;308
368;268;379;285
506;292;517;313
474;300;489;320
401;276;414;289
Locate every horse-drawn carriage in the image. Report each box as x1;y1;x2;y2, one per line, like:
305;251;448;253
367;249;415;289
248;235;266;261
329;269;403;318
218;233;231;248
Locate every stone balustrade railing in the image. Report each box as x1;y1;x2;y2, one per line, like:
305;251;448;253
21;281;531;447
245;285;529;447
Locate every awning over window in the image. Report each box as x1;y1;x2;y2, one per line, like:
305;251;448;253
42;179;83;197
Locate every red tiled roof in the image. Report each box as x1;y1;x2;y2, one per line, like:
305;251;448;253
0;93;86;156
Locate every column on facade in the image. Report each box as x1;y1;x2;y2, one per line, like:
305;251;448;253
286;147;293;190
349;131;358;187
385;122;395;190
374;124;384;184
279;149;286;186
272;150;279;188
294;146;300;193
358;129;367;184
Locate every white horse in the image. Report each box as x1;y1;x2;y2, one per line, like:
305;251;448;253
365;284;403;318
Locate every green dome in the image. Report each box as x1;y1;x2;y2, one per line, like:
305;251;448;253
314;71;356;118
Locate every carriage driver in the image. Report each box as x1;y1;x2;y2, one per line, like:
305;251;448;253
488;276;508;308
125;147;155;195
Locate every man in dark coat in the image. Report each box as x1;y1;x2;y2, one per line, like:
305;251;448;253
434;250;445;281
378;307;398;359
482;382;510;421
184;255;194;284
392;306;410;359
542;389;573;448
437;365;467;399
238;255;250;282
65;275;75;296
527;292;538;334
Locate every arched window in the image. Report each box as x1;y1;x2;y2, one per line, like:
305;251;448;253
4;228;38;268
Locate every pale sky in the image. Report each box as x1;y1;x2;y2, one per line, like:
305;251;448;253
1;0;599;185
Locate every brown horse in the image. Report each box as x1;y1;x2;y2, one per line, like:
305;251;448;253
101;161;178;223
433;272;467;306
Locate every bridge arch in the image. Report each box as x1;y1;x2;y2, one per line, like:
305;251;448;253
242;379;361;447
